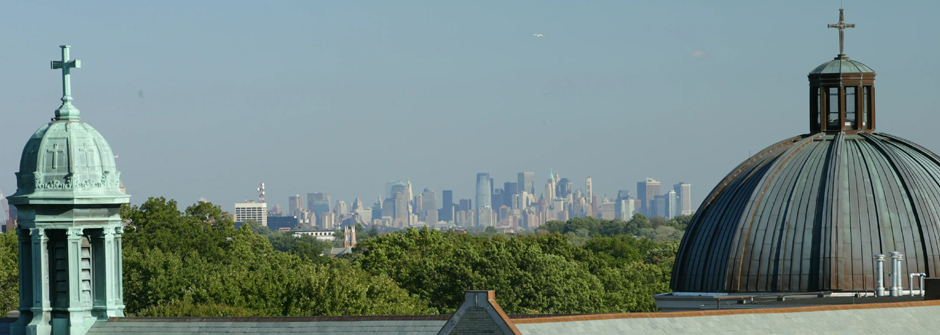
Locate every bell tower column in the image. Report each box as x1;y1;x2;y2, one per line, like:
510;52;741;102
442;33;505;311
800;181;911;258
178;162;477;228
24;228;52;335
91;226;125;319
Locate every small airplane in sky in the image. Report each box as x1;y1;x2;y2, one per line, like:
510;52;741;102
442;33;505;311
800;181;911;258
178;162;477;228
533;34;544;37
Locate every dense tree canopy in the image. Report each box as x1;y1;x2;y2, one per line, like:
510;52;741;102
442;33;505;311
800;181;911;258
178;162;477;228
0;198;684;316
0;230;17;314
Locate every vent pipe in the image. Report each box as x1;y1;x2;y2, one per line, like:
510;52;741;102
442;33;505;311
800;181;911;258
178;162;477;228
909;273;927;297
889;251;903;297
874;254;886;296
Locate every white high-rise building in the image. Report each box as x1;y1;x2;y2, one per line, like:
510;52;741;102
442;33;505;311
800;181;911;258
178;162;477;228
235;201;267;226
674;182;693;215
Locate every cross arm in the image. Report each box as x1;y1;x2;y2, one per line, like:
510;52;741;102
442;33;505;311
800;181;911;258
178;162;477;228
51;59;81;70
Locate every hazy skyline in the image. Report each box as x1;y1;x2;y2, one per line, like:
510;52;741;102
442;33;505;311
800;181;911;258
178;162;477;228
2;1;939;212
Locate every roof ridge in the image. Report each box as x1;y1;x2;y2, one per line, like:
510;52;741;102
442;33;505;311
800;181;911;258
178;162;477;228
511;300;940;324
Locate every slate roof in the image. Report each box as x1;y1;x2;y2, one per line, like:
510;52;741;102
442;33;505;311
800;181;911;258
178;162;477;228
673;132;940;293
85;315;449;335
512;300;940;335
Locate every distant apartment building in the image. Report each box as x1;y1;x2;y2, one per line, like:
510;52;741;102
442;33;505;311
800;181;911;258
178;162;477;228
235;201;267;226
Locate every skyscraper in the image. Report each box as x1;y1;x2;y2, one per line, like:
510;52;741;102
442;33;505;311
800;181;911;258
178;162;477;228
518;172;535;194
476;173;491;211
674;182;692;215
476;173;492;227
422;188;437;224
665;189;677;219
586;177;593;204
308;192;330;217
288;195;303;216
440;190;454;222
333;200;347;215
393;192;409;223
557;178;573;198
651;194;667;218
637;178;661;216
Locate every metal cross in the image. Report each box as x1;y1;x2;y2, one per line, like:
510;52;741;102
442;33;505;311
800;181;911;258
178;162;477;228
828;9;855;56
50;45;82;120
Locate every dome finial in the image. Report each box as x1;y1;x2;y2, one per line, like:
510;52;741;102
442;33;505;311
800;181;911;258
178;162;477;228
827;9;855;59
50;45;82;121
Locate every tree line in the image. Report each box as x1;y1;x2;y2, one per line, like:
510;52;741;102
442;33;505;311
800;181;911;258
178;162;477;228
0;197;687;316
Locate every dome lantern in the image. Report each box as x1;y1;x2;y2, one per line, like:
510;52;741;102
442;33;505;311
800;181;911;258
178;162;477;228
808;9;876;134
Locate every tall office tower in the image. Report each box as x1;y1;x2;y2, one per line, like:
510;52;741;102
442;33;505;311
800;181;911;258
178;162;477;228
491;188;503;209
665;189;677;219
440;190;454;222
308;192;331;216
585;177;593;205
382;198;395;218
306;193;317;214
351;197;365;211
288;195;303;216
458;199;472;212
422;188;437;224
637;178;661;216
413;194;423;214
674;182;692;215
617;190;631;201
391;183;408;199
651;194;667;218
373;197;384;220
557;178;573;198
544;172;556;202
235;201;267;226
518;172;535;194
504;182;518;208
476;173;491;212
393;192;409;222
333;200;347;215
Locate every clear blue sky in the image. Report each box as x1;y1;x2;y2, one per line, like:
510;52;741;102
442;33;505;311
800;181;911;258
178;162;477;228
2;0;938;212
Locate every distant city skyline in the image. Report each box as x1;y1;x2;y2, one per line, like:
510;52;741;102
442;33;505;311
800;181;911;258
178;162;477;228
232;171;693;216
3;2;938;217
244;170;691;231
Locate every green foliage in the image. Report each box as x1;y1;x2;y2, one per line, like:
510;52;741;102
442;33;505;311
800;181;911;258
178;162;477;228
0;231;18;313
542;214;690;242
137;301;261;317
355;227;676;314
122;197;434;316
0;198;684;317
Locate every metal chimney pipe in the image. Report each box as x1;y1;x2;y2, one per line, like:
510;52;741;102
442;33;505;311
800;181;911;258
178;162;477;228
874;254;886;296
889;251;903;297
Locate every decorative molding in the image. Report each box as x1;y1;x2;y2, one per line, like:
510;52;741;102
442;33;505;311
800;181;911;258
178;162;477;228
16;170;122;192
66;227;84;238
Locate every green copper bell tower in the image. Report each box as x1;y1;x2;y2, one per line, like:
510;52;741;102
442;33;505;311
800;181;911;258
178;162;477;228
9;45;129;335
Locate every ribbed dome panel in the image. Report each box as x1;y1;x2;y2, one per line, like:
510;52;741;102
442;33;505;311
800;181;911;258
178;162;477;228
672;133;940;292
